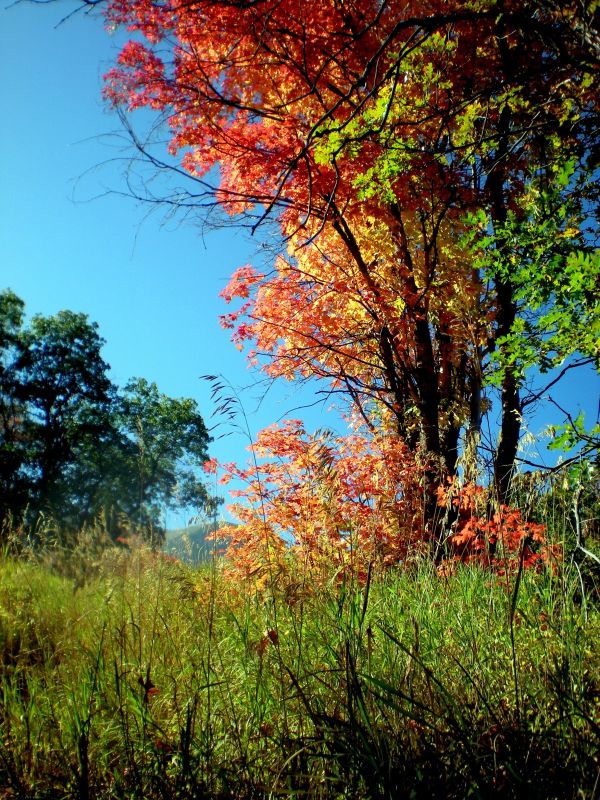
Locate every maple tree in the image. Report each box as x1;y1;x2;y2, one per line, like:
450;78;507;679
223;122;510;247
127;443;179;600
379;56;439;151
204;420;555;584
205;419;425;584
101;0;599;550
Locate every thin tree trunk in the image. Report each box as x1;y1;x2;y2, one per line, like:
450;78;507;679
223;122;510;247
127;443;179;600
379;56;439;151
493;277;521;503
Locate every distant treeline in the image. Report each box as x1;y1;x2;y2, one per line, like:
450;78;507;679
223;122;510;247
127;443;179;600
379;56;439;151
0;289;214;539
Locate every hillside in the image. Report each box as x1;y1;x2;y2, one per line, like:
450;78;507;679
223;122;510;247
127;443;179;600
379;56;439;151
164;522;225;564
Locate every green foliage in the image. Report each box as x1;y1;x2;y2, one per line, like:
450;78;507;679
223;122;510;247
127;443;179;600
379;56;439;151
21;310;114;510
0;289;25;352
118;377;212;521
464;162;600;386
0;290;213;540
0;290;28;517
547;413;600;460
0;298;114;525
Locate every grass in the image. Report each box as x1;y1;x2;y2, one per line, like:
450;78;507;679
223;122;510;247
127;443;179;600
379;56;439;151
0;531;598;800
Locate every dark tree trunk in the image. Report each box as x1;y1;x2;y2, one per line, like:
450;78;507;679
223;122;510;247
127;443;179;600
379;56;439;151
485;18;523;504
493;277;521;504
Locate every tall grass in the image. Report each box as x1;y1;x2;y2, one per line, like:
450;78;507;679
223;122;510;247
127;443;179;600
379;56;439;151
0;525;598;799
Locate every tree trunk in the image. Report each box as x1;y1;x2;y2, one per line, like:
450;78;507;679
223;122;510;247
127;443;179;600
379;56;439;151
493;277;521;504
485;17;523;504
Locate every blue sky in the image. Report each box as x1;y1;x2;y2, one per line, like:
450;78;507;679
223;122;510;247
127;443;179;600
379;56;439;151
1;0;598;525
0;0;345;524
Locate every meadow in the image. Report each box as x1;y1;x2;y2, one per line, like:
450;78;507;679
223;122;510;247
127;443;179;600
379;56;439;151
3;2;599;797
0;500;598;800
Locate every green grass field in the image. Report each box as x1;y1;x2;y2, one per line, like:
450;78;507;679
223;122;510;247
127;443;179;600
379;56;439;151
0;526;598;799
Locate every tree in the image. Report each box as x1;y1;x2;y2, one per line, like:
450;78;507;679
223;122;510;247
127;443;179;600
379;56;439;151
115;377;212;536
1;298;116;526
0;290;27;521
99;0;598;547
15;309;115;522
0;291;213;539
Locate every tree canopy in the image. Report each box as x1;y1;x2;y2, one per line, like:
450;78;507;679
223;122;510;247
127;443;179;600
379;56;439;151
0;291;213;539
100;0;599;550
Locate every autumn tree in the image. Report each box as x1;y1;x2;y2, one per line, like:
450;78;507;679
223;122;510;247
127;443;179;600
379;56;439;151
100;0;599;545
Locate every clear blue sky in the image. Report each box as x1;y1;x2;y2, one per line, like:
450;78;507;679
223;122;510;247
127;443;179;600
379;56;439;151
1;0;598;525
0;0;345;525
